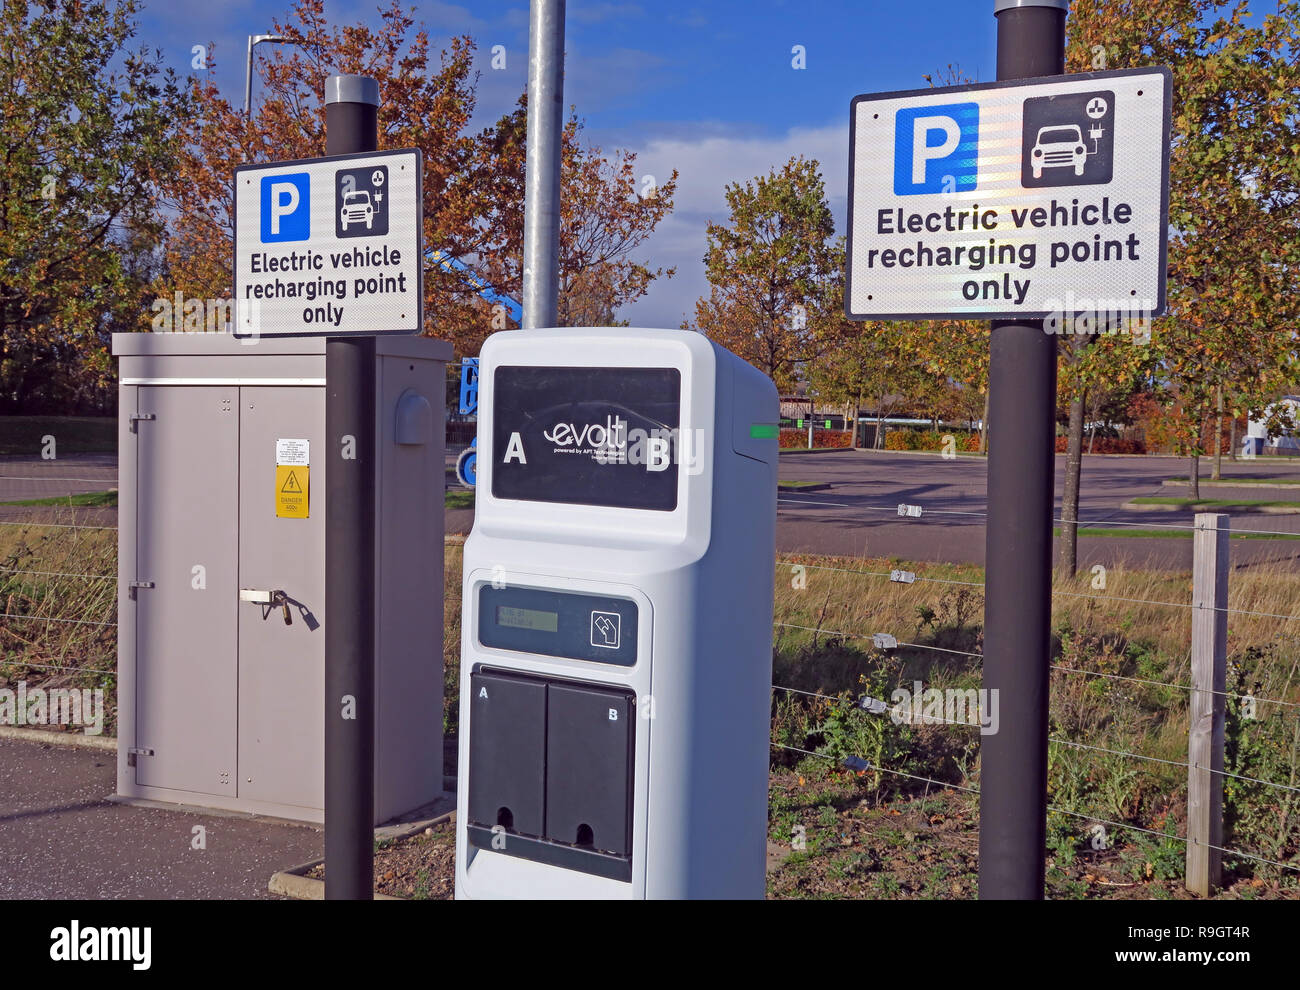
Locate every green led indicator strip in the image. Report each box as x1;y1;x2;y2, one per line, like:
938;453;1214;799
749;423;779;439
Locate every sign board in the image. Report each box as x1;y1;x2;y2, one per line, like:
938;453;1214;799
845;67;1171;325
275;465;309;518
275;438;309;466
275;437;310;517
233;149;423;337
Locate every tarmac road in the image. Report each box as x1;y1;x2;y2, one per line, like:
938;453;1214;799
774;449;1300;570
0;453;118;502
7;449;1300;572
0;454;119;530
446;446;1300;570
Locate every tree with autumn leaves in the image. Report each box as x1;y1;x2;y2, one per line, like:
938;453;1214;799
461;94;675;337
162;0;676;358
1;0;678;411
1150;0;1300;495
687;153;995;449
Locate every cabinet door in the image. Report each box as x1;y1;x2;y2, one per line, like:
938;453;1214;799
134;387;239;794
237;386;325;810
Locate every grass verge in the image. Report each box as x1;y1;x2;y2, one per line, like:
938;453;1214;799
1053;526;1300;541
444;489;474;510
1;491;117;508
766;551;1300;897
1134;496;1300;508
1166;476;1300;487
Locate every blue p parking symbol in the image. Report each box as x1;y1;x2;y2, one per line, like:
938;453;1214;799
260;173;310;242
893;103;979;196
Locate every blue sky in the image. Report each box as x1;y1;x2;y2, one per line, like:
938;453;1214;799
133;0;1266;328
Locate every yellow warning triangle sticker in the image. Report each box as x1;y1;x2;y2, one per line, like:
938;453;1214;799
280;470;303;493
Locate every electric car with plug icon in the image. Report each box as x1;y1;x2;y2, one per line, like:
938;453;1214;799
1030;124;1088;179
339;190;374;232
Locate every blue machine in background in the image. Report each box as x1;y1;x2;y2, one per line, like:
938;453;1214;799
456;358;479;487
429;249;522;325
429;249;520;489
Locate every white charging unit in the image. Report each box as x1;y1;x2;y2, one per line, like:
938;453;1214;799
454;327;778;898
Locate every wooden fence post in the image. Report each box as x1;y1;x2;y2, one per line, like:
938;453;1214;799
1187;512;1229;896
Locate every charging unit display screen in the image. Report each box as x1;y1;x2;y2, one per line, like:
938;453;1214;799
492;366;681;510
478;584;638;666
495;606;559;633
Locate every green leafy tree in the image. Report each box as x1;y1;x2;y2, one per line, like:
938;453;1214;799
809;273;930;448
900;320;990;448
0;0;189;413
1153;1;1300;496
1057;0;1300;560
687;157;839;392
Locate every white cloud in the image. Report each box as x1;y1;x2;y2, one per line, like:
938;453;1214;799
610;121;849;329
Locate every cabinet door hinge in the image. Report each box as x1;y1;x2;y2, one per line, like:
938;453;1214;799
128;412;156;433
126;746;155;767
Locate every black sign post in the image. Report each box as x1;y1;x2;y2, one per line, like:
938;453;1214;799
323;73;379;901
979;0;1067;901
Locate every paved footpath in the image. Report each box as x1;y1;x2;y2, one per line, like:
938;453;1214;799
0;737;322;899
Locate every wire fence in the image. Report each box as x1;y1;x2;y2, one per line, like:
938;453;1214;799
3;473;1299;893
772;742;1300;877
771;517;1300;891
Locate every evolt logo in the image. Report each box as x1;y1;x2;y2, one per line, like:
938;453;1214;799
543;415;627;449
260;173;310;242
893;103;979;195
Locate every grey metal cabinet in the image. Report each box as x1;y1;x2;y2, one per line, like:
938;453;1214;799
113;332;450;824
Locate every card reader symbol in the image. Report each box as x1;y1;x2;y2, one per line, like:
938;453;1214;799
590;611;621;649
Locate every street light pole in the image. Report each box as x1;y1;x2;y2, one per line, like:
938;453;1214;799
522;0;566;328
245;34;296;117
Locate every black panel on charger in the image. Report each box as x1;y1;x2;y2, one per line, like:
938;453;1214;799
466;666;635;882
467;671;547;838
546;682;634;856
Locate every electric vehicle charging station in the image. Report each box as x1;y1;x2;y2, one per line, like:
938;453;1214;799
454;327;778;899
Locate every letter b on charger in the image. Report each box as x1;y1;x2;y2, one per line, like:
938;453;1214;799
894;103;979;195
260;173;310;242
